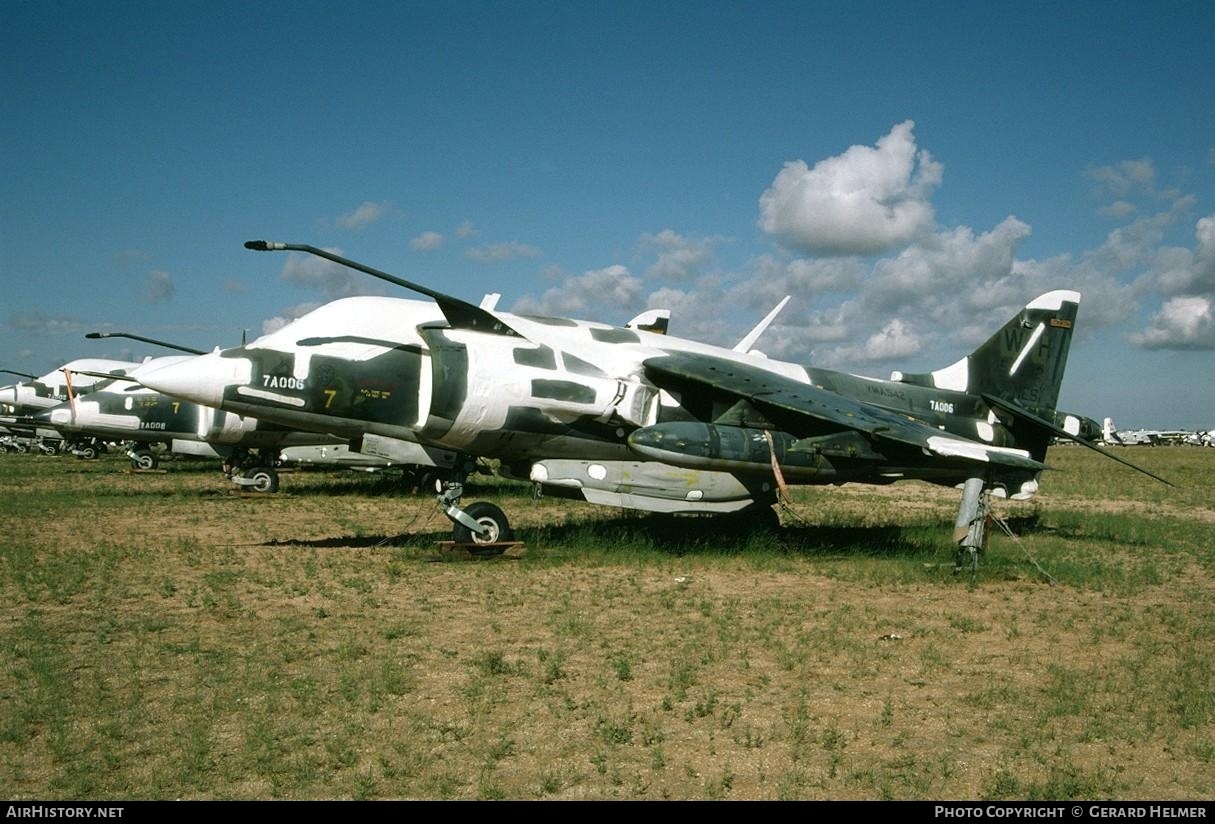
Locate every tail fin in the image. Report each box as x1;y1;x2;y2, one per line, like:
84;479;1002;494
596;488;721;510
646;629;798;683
897;292;1172;484
893;290;1080;419
892;291;1080;461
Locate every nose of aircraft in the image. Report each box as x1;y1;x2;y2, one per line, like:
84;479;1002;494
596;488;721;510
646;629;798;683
138;350;252;408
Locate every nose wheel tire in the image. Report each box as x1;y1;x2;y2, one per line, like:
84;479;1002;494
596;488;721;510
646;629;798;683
246;467;280;493
131;451;158;470
452;502;512;545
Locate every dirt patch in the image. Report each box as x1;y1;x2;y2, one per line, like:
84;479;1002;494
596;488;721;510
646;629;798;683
2;451;1213;799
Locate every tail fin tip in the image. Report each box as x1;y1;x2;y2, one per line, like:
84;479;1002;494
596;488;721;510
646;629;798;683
1027;290;1081;311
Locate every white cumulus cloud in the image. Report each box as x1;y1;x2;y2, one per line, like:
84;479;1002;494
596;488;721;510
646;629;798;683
466;241;541;263
1087;158;1157;199
512;265;643;318
279;249;385;297
7;311;87;336
863;217;1031;315
1139;213;1215;296
643;282;738;344
1099;200;1137;220
758;121;942;257
336;201;390;230
845;318;923;362
410;231;444;251
261;302;324;336
146;270;176;303
640;230;723;281
1129;212;1215;350
1130;296;1215;349
749;211;1146;368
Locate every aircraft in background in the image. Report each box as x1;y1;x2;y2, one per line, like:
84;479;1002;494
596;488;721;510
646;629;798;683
1102;417;1214;447
30;331;446;490
1;360;143;452
0;369;40;449
138;241;1167;558
33;367;441;490
1;361;140;412
1103;418;1160;446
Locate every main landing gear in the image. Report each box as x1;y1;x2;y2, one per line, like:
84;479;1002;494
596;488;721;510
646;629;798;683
953;474;991;575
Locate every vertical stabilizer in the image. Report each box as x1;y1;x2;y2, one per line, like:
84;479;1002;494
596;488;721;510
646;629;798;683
894;291;1080;420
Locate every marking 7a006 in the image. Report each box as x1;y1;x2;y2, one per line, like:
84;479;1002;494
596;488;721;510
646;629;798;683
263;375;306;390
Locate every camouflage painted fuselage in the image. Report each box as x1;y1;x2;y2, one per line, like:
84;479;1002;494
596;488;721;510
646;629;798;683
36;356;346;451
0;359;142;415
140;291;1082;504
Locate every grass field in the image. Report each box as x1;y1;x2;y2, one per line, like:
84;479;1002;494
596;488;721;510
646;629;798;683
1;447;1212;799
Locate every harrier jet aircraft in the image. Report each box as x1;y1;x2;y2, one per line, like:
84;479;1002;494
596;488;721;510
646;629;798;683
1101;417;1200;447
138;242;1166;558
2;360;143;451
39;349;440;490
2;361;142;418
33;359;320;485
33;375;439;488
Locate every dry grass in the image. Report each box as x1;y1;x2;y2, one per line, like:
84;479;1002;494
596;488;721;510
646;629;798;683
1;447;1212;799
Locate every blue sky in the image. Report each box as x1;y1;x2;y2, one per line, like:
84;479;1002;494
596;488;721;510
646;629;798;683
3;0;1213;428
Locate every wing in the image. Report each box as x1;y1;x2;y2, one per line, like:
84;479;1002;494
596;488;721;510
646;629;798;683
643;351;1047;472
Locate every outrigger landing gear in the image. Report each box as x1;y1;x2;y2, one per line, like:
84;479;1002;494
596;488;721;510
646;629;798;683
953;474;990;575
436;478;513;545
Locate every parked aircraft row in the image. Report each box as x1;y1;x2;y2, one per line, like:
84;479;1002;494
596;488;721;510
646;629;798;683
1101;417;1215;448
0;346;432;491
5;240;1172;563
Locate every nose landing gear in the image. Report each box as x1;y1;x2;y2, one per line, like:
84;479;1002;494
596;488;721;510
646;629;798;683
127;447;159;470
223;447;281;493
436;471;514;545
451;500;512;545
